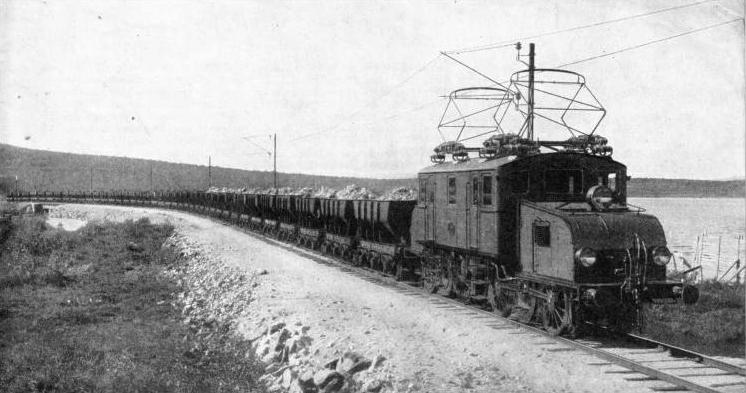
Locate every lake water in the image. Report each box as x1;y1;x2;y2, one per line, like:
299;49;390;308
629;198;745;280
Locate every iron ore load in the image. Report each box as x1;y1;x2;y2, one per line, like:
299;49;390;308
8;43;698;336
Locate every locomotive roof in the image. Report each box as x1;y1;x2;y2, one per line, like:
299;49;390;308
418;152;624;175
418;155;517;174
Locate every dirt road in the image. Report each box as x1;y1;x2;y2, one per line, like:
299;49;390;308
48;204;684;393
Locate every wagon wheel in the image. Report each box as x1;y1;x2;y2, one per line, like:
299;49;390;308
487;282;514;317
342;247;353;261
395;260;405;281
380;256;392;275
542;289;573;336
369;254;379;271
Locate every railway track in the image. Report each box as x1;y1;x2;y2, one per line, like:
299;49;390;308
13;198;746;392
202;205;746;393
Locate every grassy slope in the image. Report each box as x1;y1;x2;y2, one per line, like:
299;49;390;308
645;280;744;357
0;216;265;393
1;143;744;197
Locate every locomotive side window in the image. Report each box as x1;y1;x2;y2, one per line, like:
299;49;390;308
448;176;456;204
472;176;479;205
545;169;583;195
419;178;427;203
482;175;492;205
533;223;550;247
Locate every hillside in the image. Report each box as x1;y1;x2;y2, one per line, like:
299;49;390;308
0;144;415;194
0;143;743;198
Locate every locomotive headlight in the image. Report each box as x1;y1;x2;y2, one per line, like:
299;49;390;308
575;248;597;267
586;185;614;210
652;246;672;266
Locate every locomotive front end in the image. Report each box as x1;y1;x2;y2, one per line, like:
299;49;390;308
519;181;698;332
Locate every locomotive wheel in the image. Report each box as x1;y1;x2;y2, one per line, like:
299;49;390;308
513;293;536;324
422;259;440;294
542;289;573;336
487;282;514;317
440;266;456;297
423;271;439;293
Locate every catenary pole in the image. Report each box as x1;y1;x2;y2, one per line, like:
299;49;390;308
527;43;535;141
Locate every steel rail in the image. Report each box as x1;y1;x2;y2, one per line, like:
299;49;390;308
626;333;746;377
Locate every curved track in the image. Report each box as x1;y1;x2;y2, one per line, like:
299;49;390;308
11;196;746;393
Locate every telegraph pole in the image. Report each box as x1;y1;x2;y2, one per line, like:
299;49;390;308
208;156;212;188
273;133;277;191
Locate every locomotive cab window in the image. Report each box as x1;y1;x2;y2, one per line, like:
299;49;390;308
596;172;617;192
545;169;583;195
533;223;550;247
448;176;456;204
419;178;427;203
482;175;492;205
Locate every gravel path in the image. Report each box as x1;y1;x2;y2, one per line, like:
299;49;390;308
48;204;687;393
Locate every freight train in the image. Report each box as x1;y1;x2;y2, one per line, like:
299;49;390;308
7;43;698;335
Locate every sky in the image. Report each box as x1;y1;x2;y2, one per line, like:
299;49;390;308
0;0;744;180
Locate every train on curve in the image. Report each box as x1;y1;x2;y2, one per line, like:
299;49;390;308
8;43;698;336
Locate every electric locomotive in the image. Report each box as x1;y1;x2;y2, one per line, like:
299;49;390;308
410;43;697;334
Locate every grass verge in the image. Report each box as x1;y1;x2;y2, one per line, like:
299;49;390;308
645;280;744;358
0;215;265;392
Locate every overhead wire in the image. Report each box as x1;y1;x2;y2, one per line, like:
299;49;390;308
290;53;443;142
452;15;743;142
242;136;272;156
288;0;738;144
440;52;509;88
556;17;743;68
446;0;718;54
